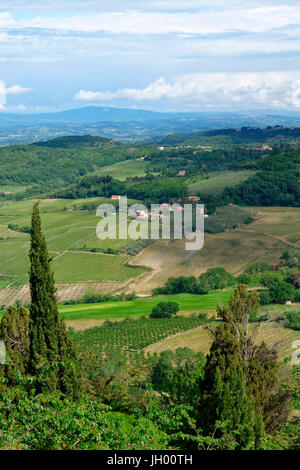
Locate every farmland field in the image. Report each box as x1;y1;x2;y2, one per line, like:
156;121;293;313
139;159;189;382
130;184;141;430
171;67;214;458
189;170;256;195
0;197;148;304
144;321;300;361
73;316;208;354
132;206;300;293
52;251;145;284
0;185;33;194
1;197;300;302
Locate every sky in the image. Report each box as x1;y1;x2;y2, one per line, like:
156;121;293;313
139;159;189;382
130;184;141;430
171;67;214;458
1;1;300;113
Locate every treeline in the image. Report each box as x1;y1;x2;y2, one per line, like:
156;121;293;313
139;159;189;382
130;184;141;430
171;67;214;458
223;171;300;207
145;146;263;175
55;174;188;204
157;125;300;147
153;267;236;295
34;135;115;149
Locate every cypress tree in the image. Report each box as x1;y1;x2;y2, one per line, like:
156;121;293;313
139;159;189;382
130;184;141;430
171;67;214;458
199;285;282;448
29;202;81;398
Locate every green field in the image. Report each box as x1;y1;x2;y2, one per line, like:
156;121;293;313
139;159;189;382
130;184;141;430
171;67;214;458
52;251;145;284
58;291;233;320
97;159;148;180
0;185;32;194
189;170;256;195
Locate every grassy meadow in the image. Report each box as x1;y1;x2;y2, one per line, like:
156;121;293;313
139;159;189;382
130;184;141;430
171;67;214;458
59;290;233;321
189;170;256;195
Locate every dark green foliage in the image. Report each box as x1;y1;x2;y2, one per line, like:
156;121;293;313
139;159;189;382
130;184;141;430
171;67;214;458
153;268;235;295
35;135;113;148
258;290;272;306
199;267;236;291
125;176;188;204
54;174;126;199
0;386;167;450
260;275;296;304
0;306;30;388
29;202;81;398
62;291;135;305
223;171;300;207
153;275;207;295
236;273;252;285
152;348;206;406
199;149;300;210
150;301;179;319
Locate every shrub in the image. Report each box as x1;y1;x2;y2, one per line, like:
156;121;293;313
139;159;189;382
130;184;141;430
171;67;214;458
285;312;300;331
150;302;179;319
244;261;273;275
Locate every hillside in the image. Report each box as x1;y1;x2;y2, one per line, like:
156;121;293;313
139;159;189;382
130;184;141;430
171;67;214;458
132;206;300;293
0;135;150;195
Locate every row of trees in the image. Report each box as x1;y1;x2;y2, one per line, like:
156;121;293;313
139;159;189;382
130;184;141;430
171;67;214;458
153;268;236;295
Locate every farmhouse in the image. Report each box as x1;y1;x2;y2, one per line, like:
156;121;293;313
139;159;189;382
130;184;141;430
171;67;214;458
187;196;201;203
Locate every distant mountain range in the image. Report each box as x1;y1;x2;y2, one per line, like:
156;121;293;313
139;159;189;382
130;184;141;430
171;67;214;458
1;106;300;145
0;106;174;127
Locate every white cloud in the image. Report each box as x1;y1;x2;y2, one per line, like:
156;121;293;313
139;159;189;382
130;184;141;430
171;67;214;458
4;1;297;15
6;84;31;95
0;80;31;109
75;72;300;110
0;12;14;28
14;6;300;35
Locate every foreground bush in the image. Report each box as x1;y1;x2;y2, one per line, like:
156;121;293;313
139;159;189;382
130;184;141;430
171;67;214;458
0;387;167;450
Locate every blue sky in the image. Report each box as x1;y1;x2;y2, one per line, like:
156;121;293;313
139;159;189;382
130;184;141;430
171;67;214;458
1;1;300;113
